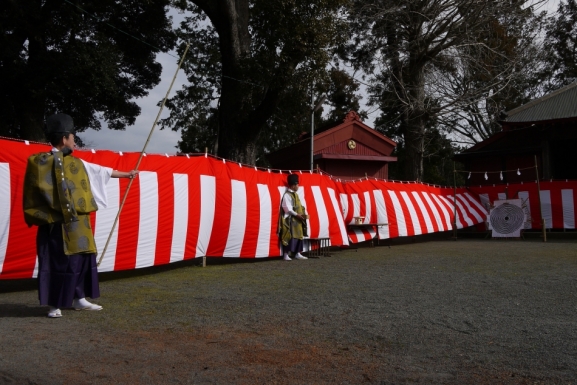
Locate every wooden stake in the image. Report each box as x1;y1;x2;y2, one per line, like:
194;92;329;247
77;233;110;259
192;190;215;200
97;43;191;267
535;155;546;242
453;162;457;240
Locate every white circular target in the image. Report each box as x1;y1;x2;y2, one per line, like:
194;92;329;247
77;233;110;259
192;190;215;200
490;203;525;234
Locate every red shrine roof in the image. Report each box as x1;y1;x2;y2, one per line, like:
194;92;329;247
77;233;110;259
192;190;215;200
267;111;397;171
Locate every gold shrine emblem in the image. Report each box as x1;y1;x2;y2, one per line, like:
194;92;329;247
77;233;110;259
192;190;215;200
347;139;356;150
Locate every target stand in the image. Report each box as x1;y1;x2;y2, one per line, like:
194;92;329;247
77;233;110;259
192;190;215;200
488;199;527;239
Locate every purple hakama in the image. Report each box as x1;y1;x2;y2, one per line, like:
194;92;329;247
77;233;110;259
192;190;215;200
283;238;304;256
37;224;100;308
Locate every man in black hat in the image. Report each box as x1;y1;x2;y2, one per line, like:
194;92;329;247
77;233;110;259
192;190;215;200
23;113;139;318
278;173;308;261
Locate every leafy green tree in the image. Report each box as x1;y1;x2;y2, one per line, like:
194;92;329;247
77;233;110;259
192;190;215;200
0;0;175;142
315;67;369;133
165;0;348;165
344;0;546;181
543;0;577;89
440;3;547;145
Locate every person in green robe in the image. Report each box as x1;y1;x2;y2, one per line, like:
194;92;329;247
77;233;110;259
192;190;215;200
279;174;308;261
24;113;138;318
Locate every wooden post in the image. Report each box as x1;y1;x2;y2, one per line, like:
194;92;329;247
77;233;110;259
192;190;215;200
453;162;458;240
535;155;546;242
202;256;206;267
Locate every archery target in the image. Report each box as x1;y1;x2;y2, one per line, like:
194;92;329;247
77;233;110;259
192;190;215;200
489;199;525;237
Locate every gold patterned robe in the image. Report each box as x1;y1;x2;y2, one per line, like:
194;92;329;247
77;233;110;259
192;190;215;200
23;151;99;255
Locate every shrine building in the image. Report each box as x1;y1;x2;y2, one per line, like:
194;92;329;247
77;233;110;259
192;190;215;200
455;82;577;186
266;111;397;180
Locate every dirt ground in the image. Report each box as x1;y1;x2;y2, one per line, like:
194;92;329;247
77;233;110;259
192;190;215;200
1;235;576;384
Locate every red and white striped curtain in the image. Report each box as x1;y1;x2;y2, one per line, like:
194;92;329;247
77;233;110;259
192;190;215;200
0;138;487;279
470;182;577;230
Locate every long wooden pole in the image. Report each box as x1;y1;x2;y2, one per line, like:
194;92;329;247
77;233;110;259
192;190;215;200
97;43;190;267
534;155;546;242
453;162;457;240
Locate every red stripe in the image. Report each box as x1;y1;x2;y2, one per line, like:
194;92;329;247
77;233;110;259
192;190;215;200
268;181;282;257
426;191;447;231
240;176;260;258
323;185;344;245
455;194;474;226
153;168;175;265
206;162;232;256
419;190;440;233
304;185;320;239
183;168;201;260
435;192;455;230
397;190;417;236
114;177;140;271
405;189;428;235
384;187;399;238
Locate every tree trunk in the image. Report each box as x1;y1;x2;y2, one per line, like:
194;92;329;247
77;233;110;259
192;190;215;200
403;64;426;181
17;24;48;142
15;93;46;142
194;0;304;165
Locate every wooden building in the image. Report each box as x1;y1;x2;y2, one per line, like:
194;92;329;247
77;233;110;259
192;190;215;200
267;111;397;180
455;82;577;185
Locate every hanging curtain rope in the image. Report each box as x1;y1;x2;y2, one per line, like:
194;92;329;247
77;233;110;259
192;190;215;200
454;165;536;174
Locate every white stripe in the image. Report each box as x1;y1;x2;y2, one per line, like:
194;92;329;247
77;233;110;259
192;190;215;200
363;191;372;224
373;190;390;239
196;175;216;257
351;193;365;241
479;194;490;211
224;180;246;257
170;174;189;263
340;193;349;220
561;189;575;229
388;191;408;236
400;191;422;235
518;191;532;229
277;186;286;253
329;188;349;245
256;184;272;257
362;192;377;240
135;172;159;268
423;192;445;231
411;192;434;234
464;192;487;215
0;163;10;275
296;188;309;238
442;195;468;228
94;178;120;272
32;257;39;279
312;186;329;238
457;194;483;223
540;190;552;229
431;194;452;231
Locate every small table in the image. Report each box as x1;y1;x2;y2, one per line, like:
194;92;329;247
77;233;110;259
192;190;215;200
347;223;389;247
306;237;331;258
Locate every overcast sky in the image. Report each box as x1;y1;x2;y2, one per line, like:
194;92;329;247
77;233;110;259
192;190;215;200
79;0;562;155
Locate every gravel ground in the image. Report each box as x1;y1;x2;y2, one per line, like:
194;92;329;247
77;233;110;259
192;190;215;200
1;236;576;384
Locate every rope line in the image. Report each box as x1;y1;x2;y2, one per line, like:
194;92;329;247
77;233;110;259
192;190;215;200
455;166;537;174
